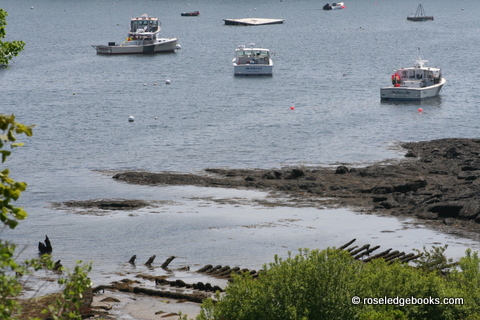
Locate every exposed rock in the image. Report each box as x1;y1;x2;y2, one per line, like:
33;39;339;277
61;199;150;210
285;168;305;180
335;166;349;174
261;171;281;180
380;199;399;209
458;202;480;220
427;202;463;218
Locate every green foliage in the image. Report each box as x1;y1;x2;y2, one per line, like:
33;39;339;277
413;245;456;274
41;261;93;320
0;241;23;318
198;248;360;320
197;248;480;320
448;249;480;316
358;309;408;320
357;258;470;320
0;114;34;229
0;9;25;67
0;114;35;318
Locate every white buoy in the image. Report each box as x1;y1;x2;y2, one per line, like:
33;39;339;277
128;116;134;122
165;79;171;85
176;44;182;50
143;83;147;86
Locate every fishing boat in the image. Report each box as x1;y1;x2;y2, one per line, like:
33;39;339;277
233;44;273;76
181;11;200;16
323;2;345;10
380;53;446;101
407;4;433;21
92;14;178;54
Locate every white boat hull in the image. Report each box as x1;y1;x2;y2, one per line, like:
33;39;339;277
380;78;446;101
233;63;273;76
93;38;178;54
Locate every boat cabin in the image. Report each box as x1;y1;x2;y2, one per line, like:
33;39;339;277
235;46;270;65
397;61;442;88
130;14;160;34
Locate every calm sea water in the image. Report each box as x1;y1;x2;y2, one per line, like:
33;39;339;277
1;0;480;285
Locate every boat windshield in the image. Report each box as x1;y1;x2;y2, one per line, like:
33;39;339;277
131;19;158;33
237;49;270;58
401;68;439;79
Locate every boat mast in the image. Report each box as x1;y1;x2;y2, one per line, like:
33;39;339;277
415;4;426;17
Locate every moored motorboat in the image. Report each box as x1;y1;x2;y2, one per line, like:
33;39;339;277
181;11;200;16
323;2;345;10
92;14;179;54
233;44;273;76
380;53;445;101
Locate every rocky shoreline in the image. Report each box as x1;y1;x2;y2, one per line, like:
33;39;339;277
110;138;480;241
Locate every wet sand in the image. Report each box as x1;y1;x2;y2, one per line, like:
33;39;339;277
92;291;202;320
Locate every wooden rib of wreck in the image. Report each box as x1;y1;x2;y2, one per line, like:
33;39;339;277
128;255;136;264
144;255;156;266
197;264;259;280
161;256;176;269
154;278;224;293
340;238;421;263
196;239;420;281
38;235;53;255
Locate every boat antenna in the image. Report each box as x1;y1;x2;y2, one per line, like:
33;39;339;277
415;47;428;68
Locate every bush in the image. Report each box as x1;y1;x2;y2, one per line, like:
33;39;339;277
197;248;480;320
